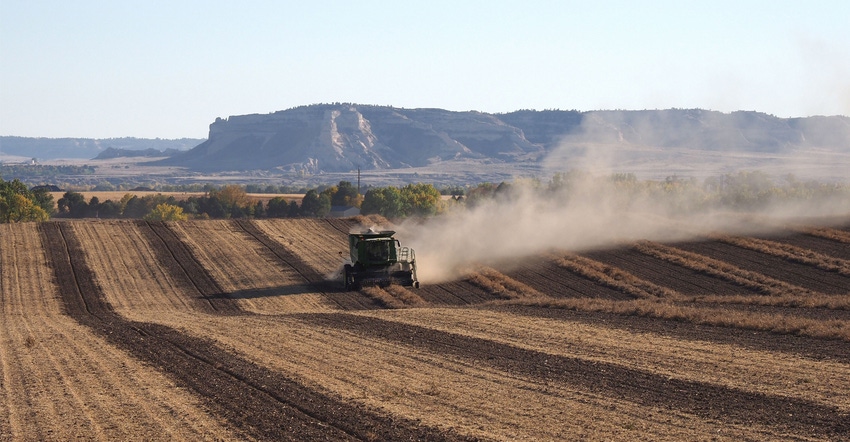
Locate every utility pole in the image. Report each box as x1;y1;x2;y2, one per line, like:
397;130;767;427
357;166;361;195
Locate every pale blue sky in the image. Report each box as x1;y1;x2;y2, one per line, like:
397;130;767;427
1;0;848;138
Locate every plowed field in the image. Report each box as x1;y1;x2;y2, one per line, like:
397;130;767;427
2;217;849;441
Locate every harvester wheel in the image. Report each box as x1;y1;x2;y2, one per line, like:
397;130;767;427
343;265;353;290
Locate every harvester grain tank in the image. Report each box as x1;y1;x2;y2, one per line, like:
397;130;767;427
343;229;419;290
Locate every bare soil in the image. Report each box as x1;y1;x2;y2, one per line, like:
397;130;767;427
2;216;849;440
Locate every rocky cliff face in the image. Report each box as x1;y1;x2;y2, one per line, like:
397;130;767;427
156;104;850;173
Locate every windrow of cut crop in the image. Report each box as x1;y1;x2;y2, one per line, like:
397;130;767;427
632;241;818;298
557;249;850;310
689;293;850;310
551;253;681;300
465;267;546;300
384;284;428;307
712;234;850;277
800;227;850;244
507;297;850;341
360;286;408;309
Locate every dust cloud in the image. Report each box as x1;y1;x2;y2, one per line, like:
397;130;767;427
397;135;850;283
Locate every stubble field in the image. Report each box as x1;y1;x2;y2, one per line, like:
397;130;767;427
1;216;849;441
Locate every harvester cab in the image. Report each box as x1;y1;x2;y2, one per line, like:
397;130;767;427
343;228;419;290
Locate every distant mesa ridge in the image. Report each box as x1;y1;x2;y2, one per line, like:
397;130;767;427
94;147;184;159
0;137;202;161
155;104;850;173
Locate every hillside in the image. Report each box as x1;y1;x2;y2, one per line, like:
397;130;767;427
0;136;202;161
156;104;850;174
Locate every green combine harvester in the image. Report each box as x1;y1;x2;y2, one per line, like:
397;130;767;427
343;229;419;290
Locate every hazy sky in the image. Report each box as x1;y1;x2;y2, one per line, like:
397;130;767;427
1;1;848;139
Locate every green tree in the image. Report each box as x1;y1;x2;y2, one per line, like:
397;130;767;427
266;197;293;218
331;181;361;207
208;184;252;218
30;187;55;216
144;203;188;221
0;178;51;223
300;189;331;217
401;183;443;216
56;191;88;218
361;186;404;218
1;193;49;222
287;200;301;217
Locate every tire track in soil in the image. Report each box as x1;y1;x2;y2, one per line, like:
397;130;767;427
140;221;239;314
38;222;474;442
233;219;383;311
302;312;850;441
234;219;332;287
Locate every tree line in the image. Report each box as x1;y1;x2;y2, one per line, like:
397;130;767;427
8;180;442;222
3;172;849;224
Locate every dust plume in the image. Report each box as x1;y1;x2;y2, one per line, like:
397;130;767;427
397;122;850;282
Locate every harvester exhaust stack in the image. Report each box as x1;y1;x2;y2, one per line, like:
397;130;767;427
343;229;419;290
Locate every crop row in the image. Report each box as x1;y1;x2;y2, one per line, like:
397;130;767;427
461;255;850;341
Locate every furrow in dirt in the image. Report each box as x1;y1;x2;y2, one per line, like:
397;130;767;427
581;247;757;296
507;257;634;300
140;221;238;313
38;221;471;441
3;223;240;441
143;311;793;440
549;253;678;300
353;308;850;412
674;240;850;295
234;219;330;286
252;218;350;278
500;259;589;297
498;304;850;363
169;220;339;314
302;312;850;440
416;280;492;305
713;234;850;277
234;219;371;312
775;233;850;261
634;241;823;297
801;227;850;246
71;220;208;315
